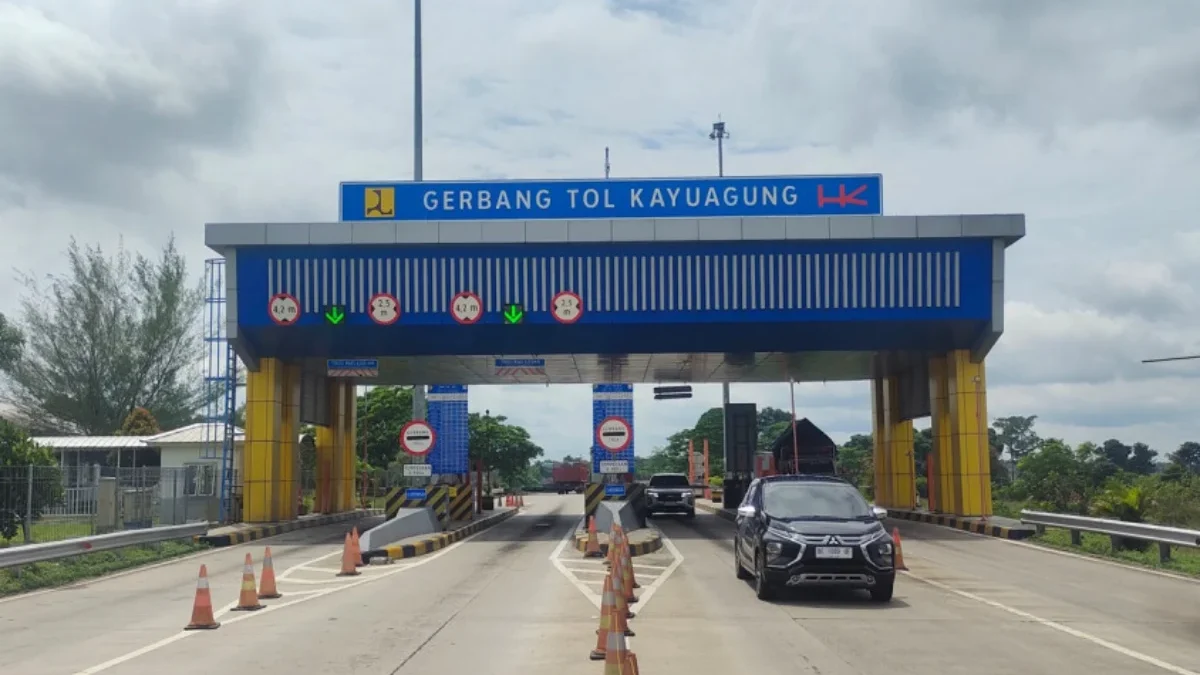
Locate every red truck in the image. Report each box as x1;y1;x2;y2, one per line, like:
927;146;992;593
549;462;590;494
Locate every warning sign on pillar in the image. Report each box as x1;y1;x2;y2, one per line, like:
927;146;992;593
449;291;483;325
551;291;583;324
268;293;301;325
595;416;632;453
399;421;436;456
368;293;401;325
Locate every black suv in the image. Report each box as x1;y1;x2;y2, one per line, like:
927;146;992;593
733;474;895;602
644;473;696;518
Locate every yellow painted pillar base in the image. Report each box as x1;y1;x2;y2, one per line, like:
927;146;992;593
870;375;916;509
930;350;992;517
314;379;358;514
243;358;302;523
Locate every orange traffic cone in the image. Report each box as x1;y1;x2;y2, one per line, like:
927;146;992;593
232;553;264;611
589;572;616;660
621;528;640;589
337;532;360;576
612;527;637;605
610;554;635;634
351;527;364;567
184;565;220;630
583;516;603;557
892;527;908;571
625;653;640;675
258;546;281;599
603;621;633;674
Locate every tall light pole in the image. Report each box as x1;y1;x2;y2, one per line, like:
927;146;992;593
710;119;731;409
411;0;427;422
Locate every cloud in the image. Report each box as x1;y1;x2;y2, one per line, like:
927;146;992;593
2;0;1199;459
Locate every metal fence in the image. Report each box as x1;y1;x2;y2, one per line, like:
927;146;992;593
1021;510;1200;563
0;465;225;547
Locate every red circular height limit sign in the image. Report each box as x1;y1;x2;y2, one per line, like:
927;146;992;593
268;293;301;326
596;416;632;453
450;291;483;325
399;421;436;456
551;291;583;324
368;293;401;325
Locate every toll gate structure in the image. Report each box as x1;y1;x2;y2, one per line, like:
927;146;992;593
205;173;1024;523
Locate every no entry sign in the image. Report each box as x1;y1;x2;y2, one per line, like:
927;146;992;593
596;416;632;453
400;421;436;456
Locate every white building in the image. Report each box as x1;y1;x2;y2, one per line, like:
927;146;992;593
144;423;244;523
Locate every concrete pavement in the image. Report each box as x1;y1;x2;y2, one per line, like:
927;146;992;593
6;496;1200;674
648;510;1200;675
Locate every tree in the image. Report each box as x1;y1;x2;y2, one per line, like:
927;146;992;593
837;433;874;489
1;238;207;434
356;386;413;469
117;407;161;436
1010;438;1089;513
0;313;23;371
992;415;1041;479
0;420;65;541
1167;441;1200;476
468;412;543;488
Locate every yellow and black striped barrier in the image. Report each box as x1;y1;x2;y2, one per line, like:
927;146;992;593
572;528;663;557
428;485;450;529
449;483;474;521
369;507;519;561
196;509;383;547
885;508;1035;540
584;483;605;518
384;487;429;519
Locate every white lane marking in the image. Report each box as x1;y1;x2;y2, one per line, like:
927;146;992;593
548;527;683;611
72;525;490;675
294;566;346;575
905;570;1199;675
0;519;382;606
559;560;670;571
278;577;359;585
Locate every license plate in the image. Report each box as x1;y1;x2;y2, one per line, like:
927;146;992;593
814;546;853;559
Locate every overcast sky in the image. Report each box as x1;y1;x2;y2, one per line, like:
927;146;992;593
3;0;1200;461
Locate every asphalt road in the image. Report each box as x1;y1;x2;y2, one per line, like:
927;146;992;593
4;497;1200;674
648;511;1200;675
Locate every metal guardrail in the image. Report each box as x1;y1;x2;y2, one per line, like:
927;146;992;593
0;522;210;569
1021;510;1200;562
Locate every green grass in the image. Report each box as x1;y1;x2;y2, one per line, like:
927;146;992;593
0;520;98;547
1029;527;1200;576
0;539;210;597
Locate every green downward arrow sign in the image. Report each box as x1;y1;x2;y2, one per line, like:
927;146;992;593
502;304;524;324
325;306;346;325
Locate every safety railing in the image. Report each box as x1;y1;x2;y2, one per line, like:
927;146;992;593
1021;510;1200;563
0;522;210;569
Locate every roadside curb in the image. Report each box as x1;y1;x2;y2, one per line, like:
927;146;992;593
696;501;734;522
885;508;1035;540
365;508;519;562
196;509;384;547
572;528;664;557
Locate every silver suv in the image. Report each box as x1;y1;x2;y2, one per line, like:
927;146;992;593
645;473;696;518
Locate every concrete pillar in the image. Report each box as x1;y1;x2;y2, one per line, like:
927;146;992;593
940;349;992;517
244;358;285;523
870;374;916;509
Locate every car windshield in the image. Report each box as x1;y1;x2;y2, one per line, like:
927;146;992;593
649;475;689;487
761;482;872;520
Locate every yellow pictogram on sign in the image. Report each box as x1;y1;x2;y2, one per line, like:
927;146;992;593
364;187;395;218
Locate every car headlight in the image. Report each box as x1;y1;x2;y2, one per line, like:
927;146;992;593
765;541;783;556
648;491;659;498
681;492;692;500
875;539;893;555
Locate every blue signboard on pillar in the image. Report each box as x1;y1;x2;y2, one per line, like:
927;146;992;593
427;385;469;474
592;383;634;474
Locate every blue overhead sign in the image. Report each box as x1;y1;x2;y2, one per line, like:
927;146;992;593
339;175;882;222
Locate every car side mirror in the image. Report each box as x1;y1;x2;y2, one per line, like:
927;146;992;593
871;505;888;520
736;505;756;518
